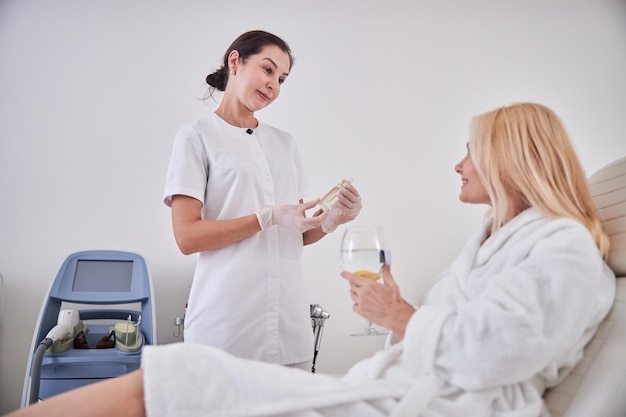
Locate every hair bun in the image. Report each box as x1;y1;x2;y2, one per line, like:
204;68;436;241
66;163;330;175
205;67;228;91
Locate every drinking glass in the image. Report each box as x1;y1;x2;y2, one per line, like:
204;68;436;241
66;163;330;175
340;225;390;336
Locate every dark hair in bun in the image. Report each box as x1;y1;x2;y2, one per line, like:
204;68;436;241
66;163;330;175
203;30;294;99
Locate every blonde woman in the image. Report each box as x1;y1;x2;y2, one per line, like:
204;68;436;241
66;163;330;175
7;103;614;417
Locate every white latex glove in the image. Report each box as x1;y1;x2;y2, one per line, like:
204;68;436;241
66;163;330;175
256;199;328;233
322;182;362;233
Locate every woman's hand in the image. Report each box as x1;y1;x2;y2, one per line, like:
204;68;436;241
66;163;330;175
322;183;362;233
257;199;329;232
341;264;416;339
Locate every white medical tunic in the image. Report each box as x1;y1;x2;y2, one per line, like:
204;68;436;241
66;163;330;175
163;113;313;365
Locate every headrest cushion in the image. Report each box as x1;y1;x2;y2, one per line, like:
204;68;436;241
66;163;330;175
589;156;626;276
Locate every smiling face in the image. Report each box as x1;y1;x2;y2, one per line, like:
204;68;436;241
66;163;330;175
455;145;490;206
227;44;290;113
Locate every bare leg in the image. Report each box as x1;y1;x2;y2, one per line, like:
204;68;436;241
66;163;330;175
3;370;145;417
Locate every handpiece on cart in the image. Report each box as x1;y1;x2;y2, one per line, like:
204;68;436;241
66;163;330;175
27;309;81;405
44;310;80;347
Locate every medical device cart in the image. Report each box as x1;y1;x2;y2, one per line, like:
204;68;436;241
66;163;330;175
21;250;156;407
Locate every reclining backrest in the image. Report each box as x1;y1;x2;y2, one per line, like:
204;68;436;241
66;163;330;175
544;156;626;417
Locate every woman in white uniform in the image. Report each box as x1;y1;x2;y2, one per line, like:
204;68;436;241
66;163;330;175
162;30;362;368
8;102;615;417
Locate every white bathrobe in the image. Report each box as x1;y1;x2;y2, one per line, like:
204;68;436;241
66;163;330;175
142;209;615;417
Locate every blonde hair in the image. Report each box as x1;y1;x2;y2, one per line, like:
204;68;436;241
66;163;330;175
469;102;609;259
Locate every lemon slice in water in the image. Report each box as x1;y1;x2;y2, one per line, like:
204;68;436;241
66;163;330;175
353;270;380;281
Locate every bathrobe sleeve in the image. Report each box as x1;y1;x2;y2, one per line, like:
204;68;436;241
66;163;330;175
403;216;615;392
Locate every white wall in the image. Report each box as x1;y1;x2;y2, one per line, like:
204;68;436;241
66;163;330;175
1;0;625;412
